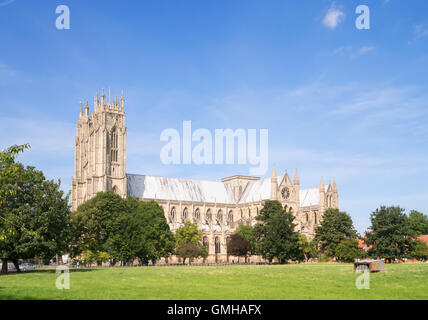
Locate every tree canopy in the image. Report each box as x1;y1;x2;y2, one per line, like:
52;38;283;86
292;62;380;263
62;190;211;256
408;210;428;237
234;224;256;255
227;233;252;262
254;200;301;263
71;193;175;266
335;239;366;263
175;221;206;264
314;208;357;258
297;234;318;262
0;144;70;274
366;206;413;261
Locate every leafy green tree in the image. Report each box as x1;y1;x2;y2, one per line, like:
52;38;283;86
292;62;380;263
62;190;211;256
234;224;256;255
124;200;175;265
335;239;367;263
0;144;71;274
227;234;252;263
314;208;357;258
81;250;97;266
70;191;130;258
408;210;428;237
366;206;413;262
254;200;301;263
176;221;202;244
72;195;175;266
409;239;428;261
105;231;133;266
96;251;110;266
176;242;206;265
175;221;205;264
297;234;318;262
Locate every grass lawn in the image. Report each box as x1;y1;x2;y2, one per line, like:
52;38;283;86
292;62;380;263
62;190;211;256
0;263;427;300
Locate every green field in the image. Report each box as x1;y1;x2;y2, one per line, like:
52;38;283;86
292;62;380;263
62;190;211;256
0;263;427;300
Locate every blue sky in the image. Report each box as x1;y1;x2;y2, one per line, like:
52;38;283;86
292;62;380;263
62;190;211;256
1;0;427;234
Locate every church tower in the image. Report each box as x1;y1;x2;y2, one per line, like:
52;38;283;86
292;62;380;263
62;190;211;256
71;89;127;211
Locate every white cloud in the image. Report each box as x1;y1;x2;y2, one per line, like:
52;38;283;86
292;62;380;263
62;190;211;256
414;24;428;40
359;46;376;55
349;46;376;59
0;0;16;7
333;46;376;59
323;6;345;29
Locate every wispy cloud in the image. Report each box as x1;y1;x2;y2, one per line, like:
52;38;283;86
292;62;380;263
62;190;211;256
358;46;376;55
414;24;428;40
0;0;16;8
350;46;376;59
322;5;345;29
334;46;376;59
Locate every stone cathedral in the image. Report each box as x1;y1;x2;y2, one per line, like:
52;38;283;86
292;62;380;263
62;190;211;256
72;90;339;263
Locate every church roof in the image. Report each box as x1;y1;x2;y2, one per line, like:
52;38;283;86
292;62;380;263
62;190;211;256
299;188;320;207
126;174;235;204
127;173;325;207
238;176;272;204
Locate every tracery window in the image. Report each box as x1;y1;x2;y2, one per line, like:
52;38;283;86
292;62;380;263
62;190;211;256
217;210;223;222
215;237;221;254
111;130;118;162
206;209;212;222
203;237;209;251
228;211;234;223
194;209;200;221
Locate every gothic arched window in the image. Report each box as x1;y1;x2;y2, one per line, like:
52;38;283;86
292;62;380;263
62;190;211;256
215;237;221;254
206;209;212;222
111;130;118;162
203;237;209;252
217;210;223;223
182;208;188;220
194;209;200;221
170;207;176;220
112;186;120;195
228;211;234;223
314;212;318;225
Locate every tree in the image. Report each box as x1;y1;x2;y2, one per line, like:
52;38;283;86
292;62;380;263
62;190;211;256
234;224;256;255
70;191;130;259
366;206;413;262
297;234;318;262
72;195;175;266
0;144;71;274
408;210;428;237
410;239;428;261
227;234;252;263
314;208;357;258
124;199;175;265
176;242;205;265
254;200;301;263
175;221;205;264
335;239;367;263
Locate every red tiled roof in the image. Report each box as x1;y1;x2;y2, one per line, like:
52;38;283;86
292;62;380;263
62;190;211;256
356;238;372;252
417;235;428;245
